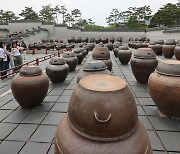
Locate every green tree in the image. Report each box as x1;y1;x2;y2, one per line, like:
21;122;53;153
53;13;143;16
106;8;120;27
39;5;56;22
150;3;180;27
75;18;88;28
19;7;39;20
1;11;19;22
71;9;81;25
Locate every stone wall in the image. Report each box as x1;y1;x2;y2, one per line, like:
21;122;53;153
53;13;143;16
0;20;179;44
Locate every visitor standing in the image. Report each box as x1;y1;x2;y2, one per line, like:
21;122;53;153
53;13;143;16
12;42;22;71
6;43;15;75
0;41;8;79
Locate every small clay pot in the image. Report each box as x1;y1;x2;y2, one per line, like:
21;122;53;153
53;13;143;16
118;49;132;65
95;37;101;44
174;46;180;60
46;57;69;83
89;37;95;43
101;37;108;44
63;52;78;71
113;48;119;57
109;37;115;44
117;37;122;42
148;60;180;117
162;44;176;58
87;43;95;51
107;42;113;51
77;60;111;83
131;48;158;84
114;41;121;48
154;44;163;55
11;65;49;109
73;48;84;64
92;47;112;71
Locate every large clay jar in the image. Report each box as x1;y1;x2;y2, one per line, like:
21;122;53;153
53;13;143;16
73;48;84;64
11;65;49;109
46;57;69;83
154;44;163;55
55;75;152;154
92;47;112;71
118;48;132;65
77;60;111;83
113;48;119;57
162;39;176;58
174;46;180;60
92;47;110;60
148;60;180;117
131;48;158;84
63;52;78;72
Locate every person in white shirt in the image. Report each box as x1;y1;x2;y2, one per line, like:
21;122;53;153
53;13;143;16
0;41;9;79
12;42;22;71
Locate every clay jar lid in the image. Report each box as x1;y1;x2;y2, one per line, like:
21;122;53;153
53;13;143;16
92;47;110;60
49;57;66;65
164;39;176;45
63;52;76;58
20;65;42;76
73;48;84;54
83;60;107;71
119;46;129;50
133;48;156;59
156;60;180;76
68;74;138;141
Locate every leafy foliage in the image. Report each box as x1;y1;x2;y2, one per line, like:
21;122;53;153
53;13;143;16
19;7;39;20
150;3;180;27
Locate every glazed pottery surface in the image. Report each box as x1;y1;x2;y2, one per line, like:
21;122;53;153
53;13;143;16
174;46;180;60
11;65;49;109
131;48;158;84
154;44;162;55
55;115;152;154
102;59;112;71
68;74;138;141
148;60;180;117
118;50;132;65
92;47;110;60
63;52;78;71
162;45;176;58
46;57;69;83
77;60;111;83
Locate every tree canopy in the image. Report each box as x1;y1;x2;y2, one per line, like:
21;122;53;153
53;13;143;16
19;7;39;20
150;3;180;27
0;2;179;29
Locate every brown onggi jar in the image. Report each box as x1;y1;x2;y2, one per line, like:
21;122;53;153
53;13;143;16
11;65;49;109
148;60;180;117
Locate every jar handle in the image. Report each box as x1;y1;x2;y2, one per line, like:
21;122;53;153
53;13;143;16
94;111;111;123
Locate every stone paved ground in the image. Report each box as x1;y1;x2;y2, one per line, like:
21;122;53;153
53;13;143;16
0;50;179;154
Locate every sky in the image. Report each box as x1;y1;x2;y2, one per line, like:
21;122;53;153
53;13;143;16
0;0;178;26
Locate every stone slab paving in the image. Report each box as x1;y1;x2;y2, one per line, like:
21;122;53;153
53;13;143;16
0;50;179;154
